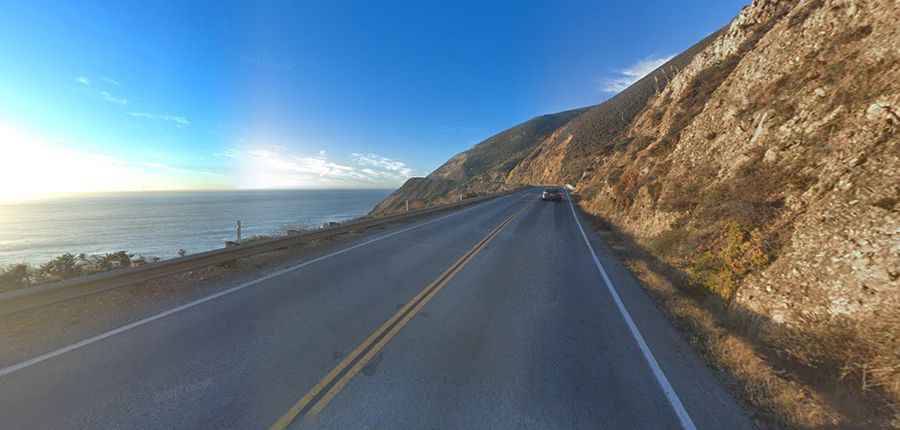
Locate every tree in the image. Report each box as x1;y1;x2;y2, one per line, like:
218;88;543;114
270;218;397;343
0;264;30;289
39;253;82;280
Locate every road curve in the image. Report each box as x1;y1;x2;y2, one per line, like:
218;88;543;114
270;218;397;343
0;189;753;429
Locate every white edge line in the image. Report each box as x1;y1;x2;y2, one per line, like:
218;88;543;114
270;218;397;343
565;190;697;430
0;193;518;379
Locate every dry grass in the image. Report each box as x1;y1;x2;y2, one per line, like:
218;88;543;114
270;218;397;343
588;213;900;429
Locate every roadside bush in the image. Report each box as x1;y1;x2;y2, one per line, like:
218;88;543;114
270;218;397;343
0;264;31;290
38;253;82;281
686;222;769;304
1;250;164;293
646;227;690;259
97;251;132;271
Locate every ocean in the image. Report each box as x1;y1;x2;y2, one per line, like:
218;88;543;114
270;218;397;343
0;189;392;266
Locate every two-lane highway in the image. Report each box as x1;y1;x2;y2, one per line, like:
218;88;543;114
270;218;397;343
0;189;753;429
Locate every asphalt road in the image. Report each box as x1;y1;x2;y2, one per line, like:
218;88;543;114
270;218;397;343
0;189;754;429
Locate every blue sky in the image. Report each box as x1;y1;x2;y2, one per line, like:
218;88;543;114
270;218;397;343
0;0;747;200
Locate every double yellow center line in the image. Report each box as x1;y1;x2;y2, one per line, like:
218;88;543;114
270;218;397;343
269;208;524;429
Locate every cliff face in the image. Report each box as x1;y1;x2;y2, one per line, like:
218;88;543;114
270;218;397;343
380;0;898;327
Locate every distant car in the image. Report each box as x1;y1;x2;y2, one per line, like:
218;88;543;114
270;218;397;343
541;188;563;201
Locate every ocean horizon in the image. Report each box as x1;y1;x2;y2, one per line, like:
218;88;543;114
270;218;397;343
0;189;393;266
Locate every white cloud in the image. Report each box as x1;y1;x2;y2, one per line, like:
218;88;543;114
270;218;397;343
351;153;414;179
75;75;129;105
601;54;673;93
225;147;414;189
100;91;128;105
129;112;191;128
231;147;366;188
100;77;121;86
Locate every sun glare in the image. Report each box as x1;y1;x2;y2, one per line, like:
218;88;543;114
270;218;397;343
0;122;210;203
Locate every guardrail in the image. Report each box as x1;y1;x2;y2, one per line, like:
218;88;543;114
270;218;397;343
0;189;519;317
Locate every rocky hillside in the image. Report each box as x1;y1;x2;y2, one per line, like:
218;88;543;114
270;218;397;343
380;0;898;328
552;0;899;424
571;0;899;325
375;0;900;425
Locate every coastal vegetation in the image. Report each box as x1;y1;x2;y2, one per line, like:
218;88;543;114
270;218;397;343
0;252;159;293
0;226;317;294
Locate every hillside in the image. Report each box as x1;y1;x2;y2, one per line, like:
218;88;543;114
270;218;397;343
371;108;587;214
372;25;722;216
374;0;900;427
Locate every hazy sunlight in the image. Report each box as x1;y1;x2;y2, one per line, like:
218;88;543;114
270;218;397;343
0;122;220;203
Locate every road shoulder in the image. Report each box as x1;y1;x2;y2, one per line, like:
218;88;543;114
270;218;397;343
567;200;757;430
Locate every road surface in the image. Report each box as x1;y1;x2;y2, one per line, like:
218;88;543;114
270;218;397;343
0;189;753;429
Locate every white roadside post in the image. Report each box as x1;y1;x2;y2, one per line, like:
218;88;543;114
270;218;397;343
406;199;409;212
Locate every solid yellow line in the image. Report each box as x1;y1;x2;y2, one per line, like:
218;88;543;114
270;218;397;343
306;213;517;418
268;209;521;430
267;249;449;430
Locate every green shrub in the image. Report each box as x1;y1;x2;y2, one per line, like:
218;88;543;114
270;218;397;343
38;253;82;280
0;264;31;290
646;227;690;259
97;251;132;270
687;222;769;304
